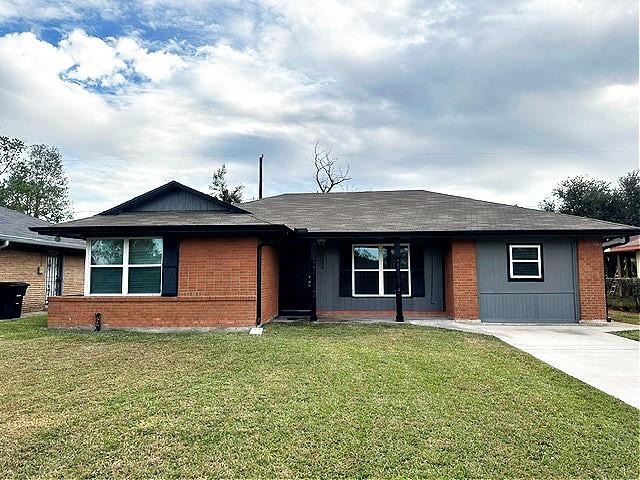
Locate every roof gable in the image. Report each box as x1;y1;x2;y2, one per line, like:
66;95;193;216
100;181;249;215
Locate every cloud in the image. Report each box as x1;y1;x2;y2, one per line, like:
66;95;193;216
60;29;126;84
0;0;637;217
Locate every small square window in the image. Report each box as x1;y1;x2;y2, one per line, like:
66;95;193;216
508;244;543;281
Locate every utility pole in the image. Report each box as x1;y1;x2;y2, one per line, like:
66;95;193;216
259;154;264;199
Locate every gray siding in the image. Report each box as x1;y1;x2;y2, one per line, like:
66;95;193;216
316;243;443;312
130;190;227;212
476;238;578;323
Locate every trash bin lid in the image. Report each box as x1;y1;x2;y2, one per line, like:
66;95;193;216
0;282;30;287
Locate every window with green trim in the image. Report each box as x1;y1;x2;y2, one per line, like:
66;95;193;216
88;238;163;295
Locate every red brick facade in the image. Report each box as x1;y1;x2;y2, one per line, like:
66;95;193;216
444;239;479;321
577;239;607;322
46;235;610;328
48;237;279;329
261;245;279;322
0;244;84;314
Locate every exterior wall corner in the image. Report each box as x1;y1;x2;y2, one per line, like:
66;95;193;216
577;239;607;322
444;239;480;321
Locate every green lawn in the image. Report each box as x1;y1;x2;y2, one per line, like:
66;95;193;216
611;330;640;341
609;309;640;325
0;316;638;479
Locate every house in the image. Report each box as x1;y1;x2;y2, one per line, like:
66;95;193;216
605;235;639;279
0;206;85;314
31;181;639;329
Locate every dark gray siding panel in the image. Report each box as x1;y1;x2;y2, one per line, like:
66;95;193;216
316;243;443;312
130;190;227;212
476;238;578;323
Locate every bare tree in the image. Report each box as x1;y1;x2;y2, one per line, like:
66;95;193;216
313;139;351;193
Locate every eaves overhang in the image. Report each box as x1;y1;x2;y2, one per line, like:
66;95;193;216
29;223;292;239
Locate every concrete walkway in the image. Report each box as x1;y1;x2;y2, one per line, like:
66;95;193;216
409;319;640;409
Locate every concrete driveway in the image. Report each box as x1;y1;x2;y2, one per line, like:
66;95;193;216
409;319;640;409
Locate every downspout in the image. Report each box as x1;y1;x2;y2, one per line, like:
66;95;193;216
0;240;9;251
603;236;630;322
256;236;286;328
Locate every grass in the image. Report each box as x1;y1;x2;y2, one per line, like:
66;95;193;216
609;309;640;325
611;330;640;341
0;316;638;479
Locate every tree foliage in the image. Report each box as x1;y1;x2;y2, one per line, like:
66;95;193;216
541;170;640;226
209;164;244;204
0;143;73;222
0;135;26;177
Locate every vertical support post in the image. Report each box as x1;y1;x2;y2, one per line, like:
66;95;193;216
259;154;264;199
395;239;404;322
310;240;317;321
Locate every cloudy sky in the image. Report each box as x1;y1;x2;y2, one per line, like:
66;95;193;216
0;0;637;217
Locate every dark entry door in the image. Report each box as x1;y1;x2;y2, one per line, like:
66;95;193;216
45;252;63;304
279;240;312;316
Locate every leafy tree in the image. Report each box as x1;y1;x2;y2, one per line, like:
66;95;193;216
209;164;244;203
541;170;640;226
0;134;26;177
0;144;73;222
615;170;640;227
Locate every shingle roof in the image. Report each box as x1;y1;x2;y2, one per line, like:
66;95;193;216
607;235;640;252
45;211;276;228
30;187;639;239
242;190;639;234
0;206;85;250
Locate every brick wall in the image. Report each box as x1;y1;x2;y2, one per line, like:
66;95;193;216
0;246;45;313
63;253;85;295
179;238;257;297
261;245;279;323
0;245;84;314
48;237;279;329
577;239;607;321
48;296;257;329
444;239;479;321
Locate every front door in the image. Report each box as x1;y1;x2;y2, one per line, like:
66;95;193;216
279;240;312;316
45;252;63;304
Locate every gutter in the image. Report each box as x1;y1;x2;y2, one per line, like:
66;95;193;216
603;236;630;322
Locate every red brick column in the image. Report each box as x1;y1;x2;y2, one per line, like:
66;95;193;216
444;240;479;321
577;239;606;322
261;245;279;323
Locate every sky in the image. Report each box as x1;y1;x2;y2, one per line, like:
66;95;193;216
0;0;637;218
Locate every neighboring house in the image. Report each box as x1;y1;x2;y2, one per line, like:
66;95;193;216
605;235;639;278
0;206;85;314
31;181;639;329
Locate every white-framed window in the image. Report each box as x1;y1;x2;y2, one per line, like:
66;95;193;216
508;244;543;280
85;238;163;295
352;244;411;297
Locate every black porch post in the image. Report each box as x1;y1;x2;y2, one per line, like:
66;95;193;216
394;239;404;322
310;240;317;321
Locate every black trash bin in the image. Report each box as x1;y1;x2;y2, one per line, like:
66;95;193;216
0;282;30;319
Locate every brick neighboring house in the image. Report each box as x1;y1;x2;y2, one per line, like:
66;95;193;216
0;206;85;314
31;181;639;329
